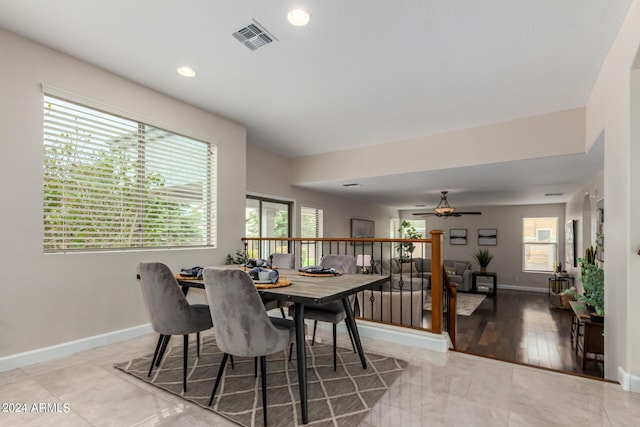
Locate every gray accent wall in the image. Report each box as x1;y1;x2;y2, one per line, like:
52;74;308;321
402;204;566;291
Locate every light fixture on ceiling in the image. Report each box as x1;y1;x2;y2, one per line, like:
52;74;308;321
433;191;455;214
288;8;311;26
177;66;196;77
412;191;481;217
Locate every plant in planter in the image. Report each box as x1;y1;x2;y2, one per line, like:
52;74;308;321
225;249;246;265
472;248;494;273
396;220;422;260
569;246;604;321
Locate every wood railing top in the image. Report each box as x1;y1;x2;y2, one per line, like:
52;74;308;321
242;230;444;244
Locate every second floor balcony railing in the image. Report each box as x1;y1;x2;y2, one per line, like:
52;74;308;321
240;230;458;345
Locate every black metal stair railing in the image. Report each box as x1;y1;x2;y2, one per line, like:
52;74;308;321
240;230;454;338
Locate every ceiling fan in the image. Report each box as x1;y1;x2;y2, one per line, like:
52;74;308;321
413;191;482;218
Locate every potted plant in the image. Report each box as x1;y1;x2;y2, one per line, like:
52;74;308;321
396;220;422;260
472;248;494;273
569;246;604;322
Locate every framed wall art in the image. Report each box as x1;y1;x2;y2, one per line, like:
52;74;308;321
596;199;604;262
478;228;497;246
350;218;375;239
566;219;577;267
449;228;467;245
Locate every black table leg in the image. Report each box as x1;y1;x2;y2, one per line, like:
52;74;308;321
342;296;367;369
294;303;308;424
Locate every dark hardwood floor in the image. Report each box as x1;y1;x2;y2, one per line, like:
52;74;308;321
454;289;604;378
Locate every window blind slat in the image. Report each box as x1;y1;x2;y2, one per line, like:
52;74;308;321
43;95;217;252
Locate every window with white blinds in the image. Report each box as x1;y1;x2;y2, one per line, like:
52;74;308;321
301;206;323;266
43;95;216;252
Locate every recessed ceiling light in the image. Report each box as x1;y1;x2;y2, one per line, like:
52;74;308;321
288;8;311;26
177;66;196;77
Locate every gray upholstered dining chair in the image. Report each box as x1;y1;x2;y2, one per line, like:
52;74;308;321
290;254;358;371
263;252;296;317
269;252;295;269
203;268;295;427
137;262;213;393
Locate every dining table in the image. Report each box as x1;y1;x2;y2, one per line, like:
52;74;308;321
176;267;389;424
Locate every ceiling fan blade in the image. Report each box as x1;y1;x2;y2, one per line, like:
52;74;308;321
412;212;437;216
454;212;482;215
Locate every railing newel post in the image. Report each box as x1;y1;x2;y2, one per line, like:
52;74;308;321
429;230;444;334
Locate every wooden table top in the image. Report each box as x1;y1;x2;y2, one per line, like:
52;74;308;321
177;268;389;305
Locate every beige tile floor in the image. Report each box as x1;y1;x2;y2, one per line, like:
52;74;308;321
1;330;639;427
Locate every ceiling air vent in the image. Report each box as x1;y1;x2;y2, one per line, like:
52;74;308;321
233;20;277;51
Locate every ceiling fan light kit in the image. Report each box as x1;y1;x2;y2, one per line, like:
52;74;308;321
414;191;482;217
434;191;455;214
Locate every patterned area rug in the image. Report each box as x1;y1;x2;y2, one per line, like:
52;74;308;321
114;337;406;426
424;292;486;316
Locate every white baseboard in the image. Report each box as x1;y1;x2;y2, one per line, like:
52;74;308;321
317;320;450;353
498;283;547;293
618;366;640;393
0;323;153;372
357;321;451;351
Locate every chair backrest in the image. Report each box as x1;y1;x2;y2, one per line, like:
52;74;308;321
320;254;358;274
270;253;295;269
137;262;192;335
202;268;288;357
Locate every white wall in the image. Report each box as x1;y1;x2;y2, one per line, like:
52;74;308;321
0;30;247;358
290;108;585;187
584;0;640;383
564;169;604;283
246;145;398;239
401;204;566;290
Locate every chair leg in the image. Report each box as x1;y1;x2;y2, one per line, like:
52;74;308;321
156;335;171;366
333;324;337;371
254;357;258;377
311;320;318;345
280;307;286;319
208;353;229;406
288;342;294;362
230;355;235;369
196;331;201;358
148;334;164;377
183;335;189;393
260;355;268;426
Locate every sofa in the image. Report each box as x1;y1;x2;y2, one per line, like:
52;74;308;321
356;287;425;328
413;258;473;292
377;257;473;292
354;257;472;328
354;258;429;328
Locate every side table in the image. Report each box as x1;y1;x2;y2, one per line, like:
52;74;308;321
569;301;604;369
548;274;575;297
472;271;497;297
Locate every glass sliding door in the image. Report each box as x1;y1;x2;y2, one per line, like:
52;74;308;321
246;196;291;258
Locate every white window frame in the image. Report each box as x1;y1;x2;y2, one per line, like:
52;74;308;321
523;217;558;273
43;94;216;252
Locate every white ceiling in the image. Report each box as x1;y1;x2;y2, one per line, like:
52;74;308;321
0;0;630;209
